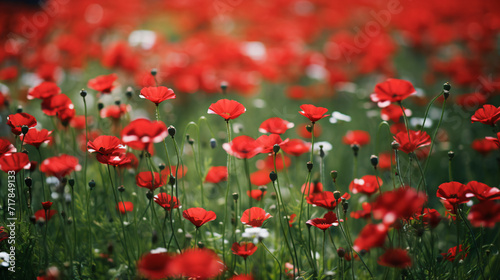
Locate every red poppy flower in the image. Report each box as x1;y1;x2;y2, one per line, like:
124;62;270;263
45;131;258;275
456;92;487;108
485;132;500;148
372;187;427;225
100;153;133;167
87;135;127;164
140;86;176;105
154;193;180;211
299;104;329;123
116;201;134;214
306;191;350;211
230;275;254;280
297;123;322;138
70;115;92;130
259;117;294;134
7;113;37;135
137;252;173;280
378;152;395;170
0;153;31;174
442;200;457;221
0;138;16;156
20;128;52;148
56;106;76;125
281;139;311;156
34;209;57;222
208;99;246;121
393;130;431;154
162;165;188;179
411;208;441;228
343;130;371;146
250;169;272;186
471;138;498;156
378;248;412;268
41;201;53;210
351;202;372;220
301;181;323;196
441;245;468;262
471;104;500;126
306;211;340;231
28;81;61;100
41;94;73;116
241;207;272;227
349;175;382;196
465;181;500;201
231;242;258;259
370;79;416;107
169;248;224;279
183;207;217;228
289;214;297;227
223;135;262;159
40;155;81;178
0;66;18;81
353;223;388;252
100;104;131;119
247;189;267;201
258;154;291;170
467;201;500;228
121;119;167;154
87;73;118;93
381;104;410;123
136;171;168;191
205;166;228;183
437;182;470;206
0;226;8;242
255;134;288;154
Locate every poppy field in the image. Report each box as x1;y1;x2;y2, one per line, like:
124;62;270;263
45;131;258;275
1;0;500;279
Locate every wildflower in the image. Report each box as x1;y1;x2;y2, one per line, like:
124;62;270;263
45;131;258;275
301;181;323;196
370;79;417;107
247;189;267;201
471;104;500;126
306;211;340;231
140;86;176;105
343;130;371;146
87;73;118;93
20;129;52;148
471;138;498;156
329;111;352;124
28;81;60;100
350;202;372;220
121;118;167;155
255;134;288;154
437;182;470;206
381;104;411;122
353;223;388;252
393;130;431;154
205;166;228;183
242;227;270;243
372;187;426;225
208;99;246;121
349;175;382;196
116;202;134;214
0;139;16;156
467;201;500;228
281;139;311;156
0;153;31;174
136;171;168;191
441;245;468;262
231;242;258;259
258;117;294;134
306;191;350;211
34;209;57;222
7;113;37;135
299;104;330;123
465;181;500;201
41;94;73;116
241;207;272;227
182;208;217;228
169;248;225;279
137;252;173;280
223;136;262;159
154;193;180;210
378;248;412;268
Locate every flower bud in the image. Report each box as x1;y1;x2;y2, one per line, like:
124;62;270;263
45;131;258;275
114;100;121;106
16;106;23;113
351;144;359;156
126;86;133;98
232;193;239;201
273;144;280;154
169;175;176;186
89;180;96;190
342;201;349;212
159;163;165;170
22;149;28;154
146;191;154;200
210;138;217;149
370;155;378;168
25;177;32;187
330;170;338;182
168;126;176;137
21;125;29;135
307;161;313;172
391;141;400;150
269;171;277;182
306;124;313;133
333;191;341;200
68;178;75;187
118;185;125;192
319;145;325;158
152;230;158;244
259;186;267;192
97;102;104;111
337;247;346;258
151;68;158;76
188;139;195;146
220;81;228;94
197;241;205;249
448;151;454;160
80;89;87;97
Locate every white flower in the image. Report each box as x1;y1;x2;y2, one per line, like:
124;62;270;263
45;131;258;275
151;247;167;254
0;252;9;267
313;141;332;156
242;227;269;244
410;117;433;128
329;111;352;124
